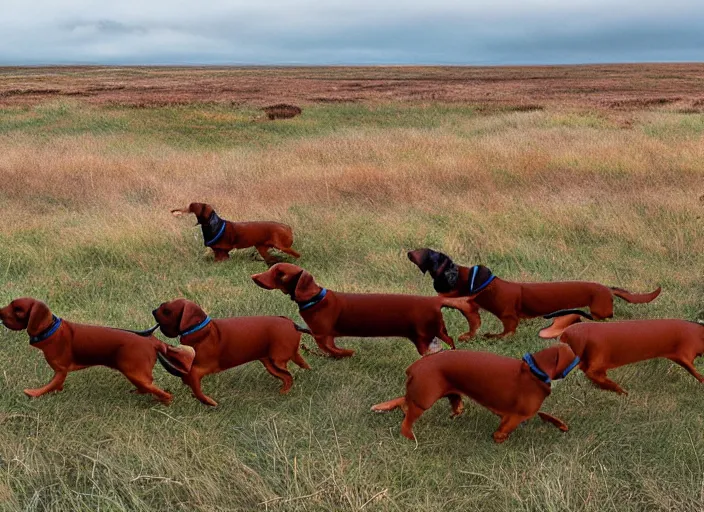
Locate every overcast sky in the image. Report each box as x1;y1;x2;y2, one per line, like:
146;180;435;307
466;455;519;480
2;0;703;65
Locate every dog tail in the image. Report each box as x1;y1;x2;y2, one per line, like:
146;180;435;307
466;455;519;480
156;343;196;377
440;296;475;316
543;309;594;320
370;396;406;413
294;323;312;335
278;317;312;335
539;309;592;339
610;286;661;304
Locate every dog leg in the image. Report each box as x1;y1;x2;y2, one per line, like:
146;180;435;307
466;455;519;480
458;307;482;341
669;356;704;383
538;412;569;432
484;316;518;339
256;245;279;266
371;396;407;413
292;349;311;369
278;246;301;259
437;324;456;350
124;372;173;405
183;371;218;406
492;414;527;443
584;369;628;395
400;401;425;441
24;371;67;398
314;335;354;358
213;249;230;262
261;358;294;394
447;394;464;418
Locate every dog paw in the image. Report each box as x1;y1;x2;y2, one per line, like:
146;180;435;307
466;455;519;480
23;389;43;398
458;332;475;342
492;433;509;444
197;395;218;407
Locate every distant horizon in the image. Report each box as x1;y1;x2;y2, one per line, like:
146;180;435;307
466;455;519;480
2;60;703;68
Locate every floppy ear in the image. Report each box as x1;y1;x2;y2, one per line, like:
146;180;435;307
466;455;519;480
26;300;53;336
530;345;562;379
293;271;322;302
251;268;280;290
178;301;207;333
408;249;431;273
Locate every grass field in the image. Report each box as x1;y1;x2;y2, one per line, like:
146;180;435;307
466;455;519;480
0;66;703;511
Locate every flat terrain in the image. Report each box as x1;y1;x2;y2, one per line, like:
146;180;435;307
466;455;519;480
1;64;703;111
0;65;703;511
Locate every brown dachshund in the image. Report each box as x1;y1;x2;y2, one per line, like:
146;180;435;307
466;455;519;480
545;312;704;395
251;263;475;358
152;299;310;406
171;202;300;264
371;344;580;443
407;248;660;340
0;298;194;404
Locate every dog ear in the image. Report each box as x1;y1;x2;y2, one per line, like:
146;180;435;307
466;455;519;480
294;270;322;302
251;267;281;290
407;249;431;273
26;300;54;336
530;344;561;379
178;301;207;333
532;344;577;380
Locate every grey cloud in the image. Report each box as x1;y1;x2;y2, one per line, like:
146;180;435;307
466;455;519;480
1;1;703;65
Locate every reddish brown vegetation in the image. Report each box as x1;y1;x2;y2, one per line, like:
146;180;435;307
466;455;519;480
262;104;302;120
0;64;703;111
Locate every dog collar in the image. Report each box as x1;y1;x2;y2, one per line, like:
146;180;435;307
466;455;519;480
202;212;226;247
469;265;495;295
180;316;212;338
298;289;327;311
29;316;62;345
522;353;581;384
523;353;552;383
558;355;581;379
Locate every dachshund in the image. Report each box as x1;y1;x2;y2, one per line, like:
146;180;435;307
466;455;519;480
407;248;660;340
251;263;475;358
371;343;580;443
152;298;310;405
171;202;300;264
0;298;194;404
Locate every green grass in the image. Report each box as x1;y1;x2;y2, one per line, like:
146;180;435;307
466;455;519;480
0;100;703;511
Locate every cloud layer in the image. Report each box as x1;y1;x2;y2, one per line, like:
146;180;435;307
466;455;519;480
2;0;703;65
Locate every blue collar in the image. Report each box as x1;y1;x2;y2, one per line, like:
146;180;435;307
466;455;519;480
558;355;581;379
469;265;495;295
298;288;327;311
522;352;581;384
180;316;211;338
204;221;226;247
30;316;62;345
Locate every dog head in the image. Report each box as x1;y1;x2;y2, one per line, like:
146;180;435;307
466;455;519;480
152;299;209;338
171;202;215;224
530;343;580;382
0;298;54;336
408;248;451;276
251;263;322;303
408;248;460;294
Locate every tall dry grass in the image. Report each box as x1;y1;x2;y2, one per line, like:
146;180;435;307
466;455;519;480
0;101;702;511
